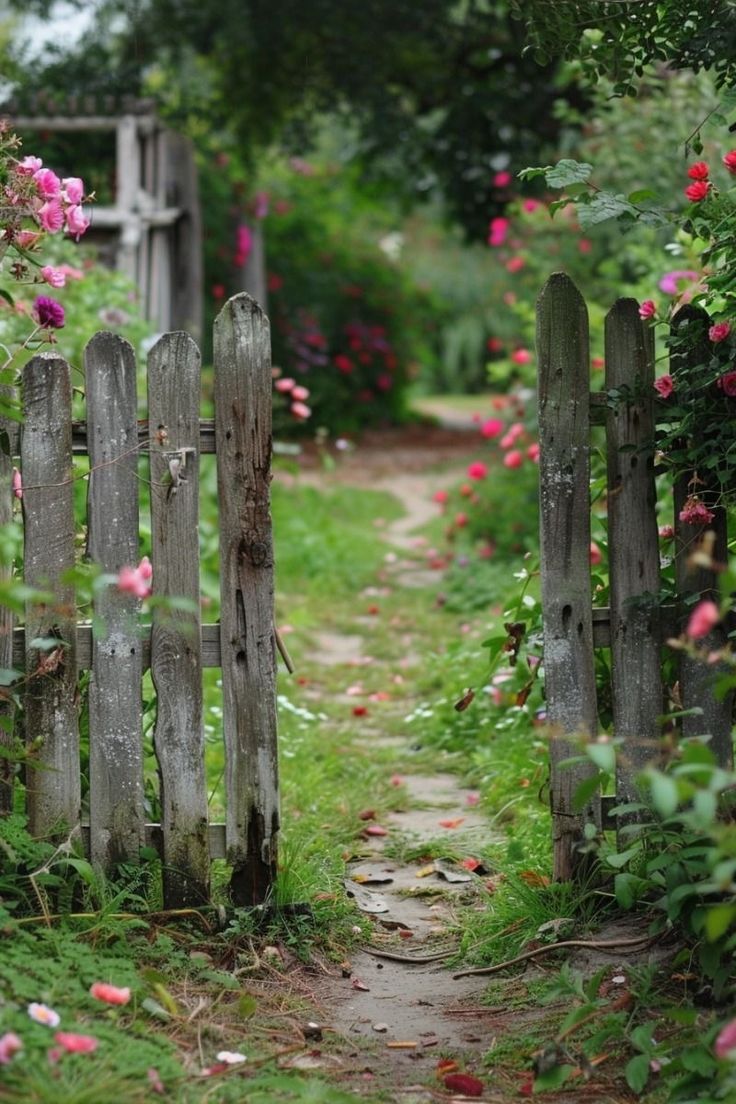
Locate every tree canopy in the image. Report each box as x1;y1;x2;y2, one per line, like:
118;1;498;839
3;0;582;236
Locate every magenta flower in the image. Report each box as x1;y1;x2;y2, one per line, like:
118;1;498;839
503;450;523;469
33;168;62;198
709;321;731;343
687;600;720;640
654;375;674;399
62;177;85;204
467;461;488;481
117;558;152;600
37;199;65;233
41;266;66;289
65;204;90;238
15;155;43;175
33;296;65;329
493;170;512;188
511;348;532;365
658;270;700;295
723;151;736;175
487;216;509;247
638;300;657;319
481;418;504;439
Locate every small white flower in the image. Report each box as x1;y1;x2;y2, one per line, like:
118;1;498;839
216;1051;247;1065
28;1002;60;1027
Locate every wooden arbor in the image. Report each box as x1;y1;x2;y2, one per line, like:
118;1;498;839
3;95;203;345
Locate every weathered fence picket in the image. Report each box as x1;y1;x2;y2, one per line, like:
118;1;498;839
1;294;278;908
538;273;734;881
536;274;601;881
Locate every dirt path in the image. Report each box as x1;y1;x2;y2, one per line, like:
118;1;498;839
283;426;647;1103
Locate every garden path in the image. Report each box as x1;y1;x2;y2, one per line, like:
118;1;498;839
283;425;641;1102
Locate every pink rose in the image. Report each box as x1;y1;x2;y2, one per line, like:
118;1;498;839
480;418;504;439
40;266;66;288
503;450;523;469
506;256;525;273
15;155;42;175
658;525;674;539
493;170;512;187
467;461;488;481
432;490;449;505
0;1032;22;1064
511;348;532;365
686;600;720;640
527;442;540;462
715;1018;736;1059
54;1032;98;1054
274;378;295;393
487;217;509;247
654;375;674;399
709;321;731;343
291;385;310;401
290;401;311;420
638;300;657;319
62;177;84;204
522;199;541;213
65;204;90;238
589;542;602;565
89;982;131;1005
37;200;65;233
33;168;62;198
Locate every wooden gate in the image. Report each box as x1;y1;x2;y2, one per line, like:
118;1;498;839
537;273;733;881
0;294;278;909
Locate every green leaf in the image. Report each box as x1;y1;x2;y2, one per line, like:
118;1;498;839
606;844;641;869
141;996;171;1021
705;903;736;942
544;159;593;188
628;189;658;203
681;1047;717;1076
518;166;552;182
0;288;14;308
238;994;258;1017
577;192;637;228
625;1053;651;1094
614;872;646;909
648;772;679;818
587;741;616;773
572;771;605;812
533;1064;575;1091
630;1022;656;1052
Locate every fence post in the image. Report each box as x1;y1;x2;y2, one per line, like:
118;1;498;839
671;306;733;767
22;354;79;837
605;301;663;826
0;394;15;815
148;331;210;906
213;295;279;906
537;273;601;880
86;333;146;868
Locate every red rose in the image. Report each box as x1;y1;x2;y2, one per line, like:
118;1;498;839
723;151;736;174
687;161;709;181
684;180;710;202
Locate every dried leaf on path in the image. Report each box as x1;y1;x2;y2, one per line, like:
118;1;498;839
343;879;389;913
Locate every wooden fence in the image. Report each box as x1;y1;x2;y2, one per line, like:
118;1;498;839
0;294;278;909
537;273;733;881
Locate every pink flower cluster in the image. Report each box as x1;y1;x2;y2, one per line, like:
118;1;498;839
6;155;90;240
117;557;153;599
273;376;311;419
678;496;715;527
686;599;720;640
